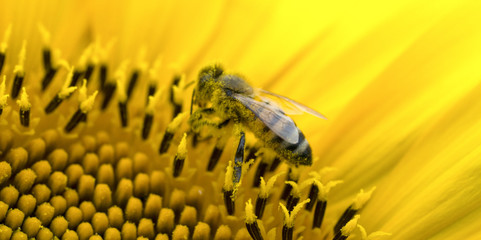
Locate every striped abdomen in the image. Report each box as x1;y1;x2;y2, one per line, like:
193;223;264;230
245;113;313;166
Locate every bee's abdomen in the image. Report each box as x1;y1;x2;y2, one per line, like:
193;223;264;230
260;125;312;166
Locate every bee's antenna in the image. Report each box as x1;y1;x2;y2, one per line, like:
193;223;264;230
190;88;195;115
183;80;196;90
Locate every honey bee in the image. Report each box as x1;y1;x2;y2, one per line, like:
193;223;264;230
189;65;326;166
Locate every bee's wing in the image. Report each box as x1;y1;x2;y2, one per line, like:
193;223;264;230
255;88;327;119
233;93;299;144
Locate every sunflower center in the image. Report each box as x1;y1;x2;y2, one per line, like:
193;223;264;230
0;25;387;240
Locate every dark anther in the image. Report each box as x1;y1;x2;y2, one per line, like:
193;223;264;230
207;145;224;171
146;85;156;105
173;155;184;177
246;221;264;240
101;83;116;110
233;131;245;185
312;200;327;229
286;195;299;212
280;183;293;201
192;133;200;147
245;145;259;163
11;74;24;99
65;109;86;133
282;225;293;240
80;114;87;122
169;75;181;103
173;104;182;120
170;75;182;117
223;190;235;215
158;131;174;154
42;48;52;70
45;95;63;114
141;114;153;140
0;53;5;73
333;206;357;235
118;101;128;127
255;196;267;219
99;64;108;89
127;70;139;99
19;109;30;127
84;64;95;81
269;157;281;172
69;70;83;87
41;68;58;91
81;114;87;122
0;108;3;116
253;162;268;187
280;168;296;200
305;184;319;211
333;231;347;240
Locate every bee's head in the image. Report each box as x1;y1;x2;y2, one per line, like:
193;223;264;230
195;65;224;103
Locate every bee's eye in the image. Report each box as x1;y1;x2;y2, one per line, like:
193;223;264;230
212;65;223;78
199;65;224;80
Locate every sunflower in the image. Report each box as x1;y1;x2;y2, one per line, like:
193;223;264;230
1;0;481;239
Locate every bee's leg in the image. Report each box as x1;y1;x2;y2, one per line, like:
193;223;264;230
223;128;245;215
188;108;214;146
199;107;215;114
190;108;231;137
191;107;215;117
233;130;245;184
188;108;220;133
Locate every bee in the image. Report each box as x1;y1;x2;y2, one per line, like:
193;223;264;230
189;65;326;166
